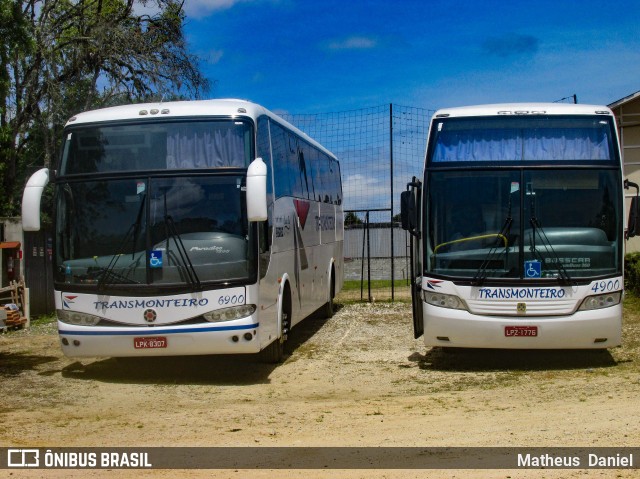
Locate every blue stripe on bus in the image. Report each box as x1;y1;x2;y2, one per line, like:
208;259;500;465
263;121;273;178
58;323;260;336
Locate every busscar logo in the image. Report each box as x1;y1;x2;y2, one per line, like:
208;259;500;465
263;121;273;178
8;449;39;467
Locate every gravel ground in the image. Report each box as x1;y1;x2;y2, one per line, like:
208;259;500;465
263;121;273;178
1;297;639;478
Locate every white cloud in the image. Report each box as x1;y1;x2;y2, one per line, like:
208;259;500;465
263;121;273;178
207;49;224;64
326;36;378;51
135;0;269;19
342;173;388;210
184;0;282;18
183;0;244;17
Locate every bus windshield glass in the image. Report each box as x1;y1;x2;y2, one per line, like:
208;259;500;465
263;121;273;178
60;120;253;174
426;169;621;280
55;174;254;289
428;116;618;165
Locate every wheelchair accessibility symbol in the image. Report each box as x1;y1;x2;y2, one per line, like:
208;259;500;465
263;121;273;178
524;260;541;278
149;250;163;269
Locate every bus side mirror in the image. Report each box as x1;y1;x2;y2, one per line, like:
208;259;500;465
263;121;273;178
400;190;413;231
22;168;50;231
625;179;640;239
247;157;268;222
628;196;639;239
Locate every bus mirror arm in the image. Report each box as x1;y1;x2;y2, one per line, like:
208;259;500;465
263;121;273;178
624;179;639;192
247;157;268;222
22;167;50;232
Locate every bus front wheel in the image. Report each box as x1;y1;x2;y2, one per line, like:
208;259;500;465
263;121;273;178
260;285;291;363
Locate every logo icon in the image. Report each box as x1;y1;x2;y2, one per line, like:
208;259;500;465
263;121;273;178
62;295;78;309
524;260;541;278
517;302;527;314
149;250;163;269
293;199;310;229
143;309;157;323
7;449;39;467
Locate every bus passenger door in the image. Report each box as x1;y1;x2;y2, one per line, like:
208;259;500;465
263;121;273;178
400;178;424;339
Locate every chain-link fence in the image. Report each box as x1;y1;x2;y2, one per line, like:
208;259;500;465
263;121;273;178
283;104;434;301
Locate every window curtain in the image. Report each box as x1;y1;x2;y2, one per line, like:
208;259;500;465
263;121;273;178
166;126;245;168
433;127;610;162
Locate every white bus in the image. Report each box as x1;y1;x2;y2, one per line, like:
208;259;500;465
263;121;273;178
401;103;637;349
22;99;343;362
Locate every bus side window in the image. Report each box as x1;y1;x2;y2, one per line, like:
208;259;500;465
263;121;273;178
257;116;273;203
271;123;290;198
331;159;342;205
320;156;331;203
300;141;314;200
287;135;306;199
328;159;339;204
309;148;324;202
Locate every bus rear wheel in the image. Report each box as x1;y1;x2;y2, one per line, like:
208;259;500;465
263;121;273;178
322;268;335;319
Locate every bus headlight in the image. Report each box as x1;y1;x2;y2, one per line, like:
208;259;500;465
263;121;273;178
203;304;257;322
57;309;101;326
578;292;622;311
422;291;467;311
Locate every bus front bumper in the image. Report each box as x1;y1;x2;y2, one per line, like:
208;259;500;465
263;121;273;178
57;320;262;358
422;303;622;349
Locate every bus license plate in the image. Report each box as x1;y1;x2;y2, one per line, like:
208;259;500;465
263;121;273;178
134;337;167;349
505;326;538;337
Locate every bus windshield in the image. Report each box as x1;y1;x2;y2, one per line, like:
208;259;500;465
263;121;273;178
55;174;254;289
426;169;621;280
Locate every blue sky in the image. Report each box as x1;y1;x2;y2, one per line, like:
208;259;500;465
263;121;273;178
180;0;640;114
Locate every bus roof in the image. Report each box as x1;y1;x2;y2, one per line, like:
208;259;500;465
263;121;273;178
432;103;614;119
65;99;337;161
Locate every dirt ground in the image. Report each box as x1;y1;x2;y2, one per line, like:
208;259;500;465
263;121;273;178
1;297;639;479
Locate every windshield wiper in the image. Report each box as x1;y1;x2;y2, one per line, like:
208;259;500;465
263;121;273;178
472;192;514;285
163;214;202;291
97;195;146;290
529;216;573;284
472;216;512;285
160;192;201;291
528;191;573;285
94;264;141;286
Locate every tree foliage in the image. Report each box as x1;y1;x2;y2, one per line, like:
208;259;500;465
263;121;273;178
0;0;209;216
344;211;363;226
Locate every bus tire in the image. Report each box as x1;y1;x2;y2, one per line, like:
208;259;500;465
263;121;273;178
322;267;335;319
260;284;291;363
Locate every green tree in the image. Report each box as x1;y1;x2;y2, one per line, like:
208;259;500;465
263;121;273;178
344;211;363;227
1;0;32;216
0;0;209;216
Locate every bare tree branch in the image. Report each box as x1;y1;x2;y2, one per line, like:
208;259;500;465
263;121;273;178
0;0;210;215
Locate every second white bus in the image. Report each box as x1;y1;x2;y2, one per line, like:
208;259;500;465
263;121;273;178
401;103;635;349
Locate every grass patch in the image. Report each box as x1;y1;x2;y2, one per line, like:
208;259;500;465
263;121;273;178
342;279;411;291
339;280;412;303
2;313;57;336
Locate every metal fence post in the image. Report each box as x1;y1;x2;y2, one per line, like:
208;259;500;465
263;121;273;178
390;103;395;301
366;211;371;301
